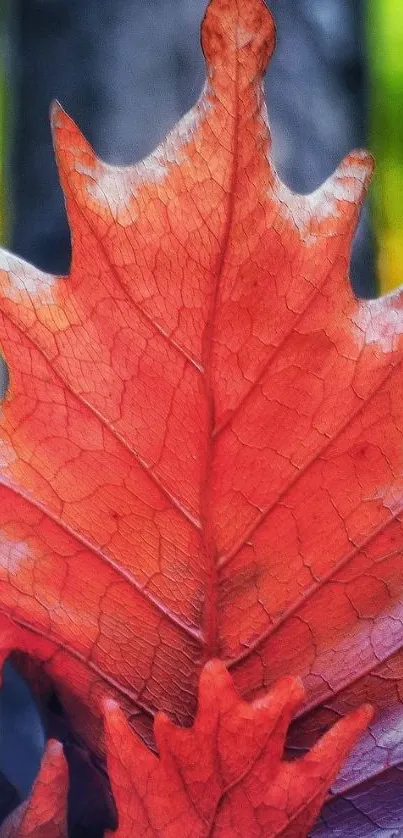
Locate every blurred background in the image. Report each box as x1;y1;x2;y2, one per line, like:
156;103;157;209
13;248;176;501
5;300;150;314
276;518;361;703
0;0;402;830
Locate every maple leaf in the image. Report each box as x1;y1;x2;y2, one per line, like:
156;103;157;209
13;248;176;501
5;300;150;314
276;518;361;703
0;0;401;833
104;660;373;838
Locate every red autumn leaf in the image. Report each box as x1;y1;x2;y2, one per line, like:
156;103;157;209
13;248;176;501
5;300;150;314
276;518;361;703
0;0;401;832
104;660;372;838
0;741;68;838
0;665;372;838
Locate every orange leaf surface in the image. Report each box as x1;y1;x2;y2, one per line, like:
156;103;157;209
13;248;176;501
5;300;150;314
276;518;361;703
0;0;402;832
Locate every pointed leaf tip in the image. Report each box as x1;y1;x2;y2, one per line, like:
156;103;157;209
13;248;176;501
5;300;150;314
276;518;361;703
50;99;80;144
26;739;68;821
331;148;375;204
51;101;96;178
198;656;231;688
257;674;306;712
103;665;371;838
300;146;375;240
49;99;65;125
0;740;68;838
202;0;275;80
310;702;375;763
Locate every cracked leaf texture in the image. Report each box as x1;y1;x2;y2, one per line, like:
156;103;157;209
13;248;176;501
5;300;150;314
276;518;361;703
0;0;402;832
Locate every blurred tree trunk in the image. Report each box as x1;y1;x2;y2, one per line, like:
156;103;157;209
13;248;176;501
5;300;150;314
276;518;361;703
2;0;375;827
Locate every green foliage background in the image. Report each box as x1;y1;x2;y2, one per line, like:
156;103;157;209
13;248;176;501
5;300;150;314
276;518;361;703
368;0;403;292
